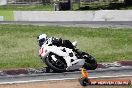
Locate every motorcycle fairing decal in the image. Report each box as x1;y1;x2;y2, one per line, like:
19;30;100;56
39;47;45;58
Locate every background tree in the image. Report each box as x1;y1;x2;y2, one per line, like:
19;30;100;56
124;0;132;5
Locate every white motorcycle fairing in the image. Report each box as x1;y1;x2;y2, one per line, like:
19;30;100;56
39;44;85;71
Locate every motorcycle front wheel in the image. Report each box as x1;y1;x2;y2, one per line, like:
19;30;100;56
44;53;67;72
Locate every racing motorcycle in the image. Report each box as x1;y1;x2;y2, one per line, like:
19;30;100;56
39;38;97;72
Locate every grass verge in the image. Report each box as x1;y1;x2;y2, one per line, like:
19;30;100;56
0;5;53;11
0;24;131;69
0;11;13;21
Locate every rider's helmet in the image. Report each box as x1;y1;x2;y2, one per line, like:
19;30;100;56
37;34;48;47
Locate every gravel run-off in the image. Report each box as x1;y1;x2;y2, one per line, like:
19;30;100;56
0;77;132;88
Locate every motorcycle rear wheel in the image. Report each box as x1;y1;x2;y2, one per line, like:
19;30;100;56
81;52;97;70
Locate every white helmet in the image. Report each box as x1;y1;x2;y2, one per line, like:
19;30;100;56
37;34;48;47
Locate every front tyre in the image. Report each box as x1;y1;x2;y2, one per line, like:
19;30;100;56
44;53;67;72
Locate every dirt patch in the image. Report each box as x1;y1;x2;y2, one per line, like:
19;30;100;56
0;77;132;88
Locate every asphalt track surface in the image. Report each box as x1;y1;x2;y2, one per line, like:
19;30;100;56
0;66;132;84
0;21;132;28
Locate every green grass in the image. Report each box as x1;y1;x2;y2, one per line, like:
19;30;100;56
0;11;13;21
0;24;132;70
0;5;53;11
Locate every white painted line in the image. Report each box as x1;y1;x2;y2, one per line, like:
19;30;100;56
0;75;132;85
0;78;76;85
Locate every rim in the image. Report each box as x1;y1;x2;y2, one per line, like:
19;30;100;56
49;55;67;70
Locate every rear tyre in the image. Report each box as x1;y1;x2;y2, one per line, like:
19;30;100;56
81;52;97;70
44;53;67;72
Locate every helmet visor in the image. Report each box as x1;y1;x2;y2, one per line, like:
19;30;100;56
39;38;46;47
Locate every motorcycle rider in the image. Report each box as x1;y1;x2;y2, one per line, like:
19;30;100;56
37;34;76;51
